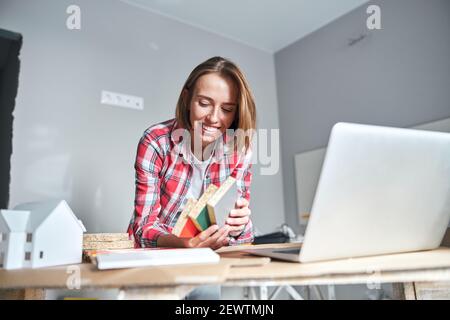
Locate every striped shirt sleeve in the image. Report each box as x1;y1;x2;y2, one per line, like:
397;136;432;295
127;134;170;247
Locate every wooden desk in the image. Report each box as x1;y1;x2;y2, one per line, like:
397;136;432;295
2;244;450;300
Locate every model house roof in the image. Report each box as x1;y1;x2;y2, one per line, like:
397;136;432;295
0;200;86;233
0;210;30;232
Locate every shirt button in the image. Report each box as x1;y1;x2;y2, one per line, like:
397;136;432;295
179;153;183;158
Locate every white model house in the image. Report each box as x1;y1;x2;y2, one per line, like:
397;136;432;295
0;200;86;270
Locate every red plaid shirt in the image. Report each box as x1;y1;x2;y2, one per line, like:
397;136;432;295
127;118;254;247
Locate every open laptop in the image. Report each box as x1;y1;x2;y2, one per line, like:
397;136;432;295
245;122;450;263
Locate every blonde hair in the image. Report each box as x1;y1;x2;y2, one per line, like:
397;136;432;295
175;56;257;151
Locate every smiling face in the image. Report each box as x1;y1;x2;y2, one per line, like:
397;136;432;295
188;72;238;150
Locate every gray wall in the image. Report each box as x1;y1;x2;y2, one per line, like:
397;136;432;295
0;0;285;235
275;0;450;233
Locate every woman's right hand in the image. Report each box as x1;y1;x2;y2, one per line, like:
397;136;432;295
185;225;230;250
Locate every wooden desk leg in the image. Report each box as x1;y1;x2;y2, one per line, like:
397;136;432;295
0;289;45;300
392;283;416;300
413;281;450;300
118;285;196;300
0;289;25;300
24;289;46;300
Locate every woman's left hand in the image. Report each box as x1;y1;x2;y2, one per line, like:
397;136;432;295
226;198;251;237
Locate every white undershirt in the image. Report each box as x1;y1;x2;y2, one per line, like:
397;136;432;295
185;149;213;201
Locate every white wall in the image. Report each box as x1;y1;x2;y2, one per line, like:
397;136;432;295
0;0;285;235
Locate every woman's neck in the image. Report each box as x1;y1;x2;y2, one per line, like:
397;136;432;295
190;140;216;161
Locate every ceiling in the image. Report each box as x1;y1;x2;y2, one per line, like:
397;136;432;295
120;0;369;53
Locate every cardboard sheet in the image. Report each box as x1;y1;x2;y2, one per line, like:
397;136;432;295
227;247;450;280
220;255;271;267
0;262;230;289
0;255;267;289
216;242;302;253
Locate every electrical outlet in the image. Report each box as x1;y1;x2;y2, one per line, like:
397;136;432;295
101;90;144;110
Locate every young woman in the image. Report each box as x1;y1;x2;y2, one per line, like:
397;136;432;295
127;56;256;252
